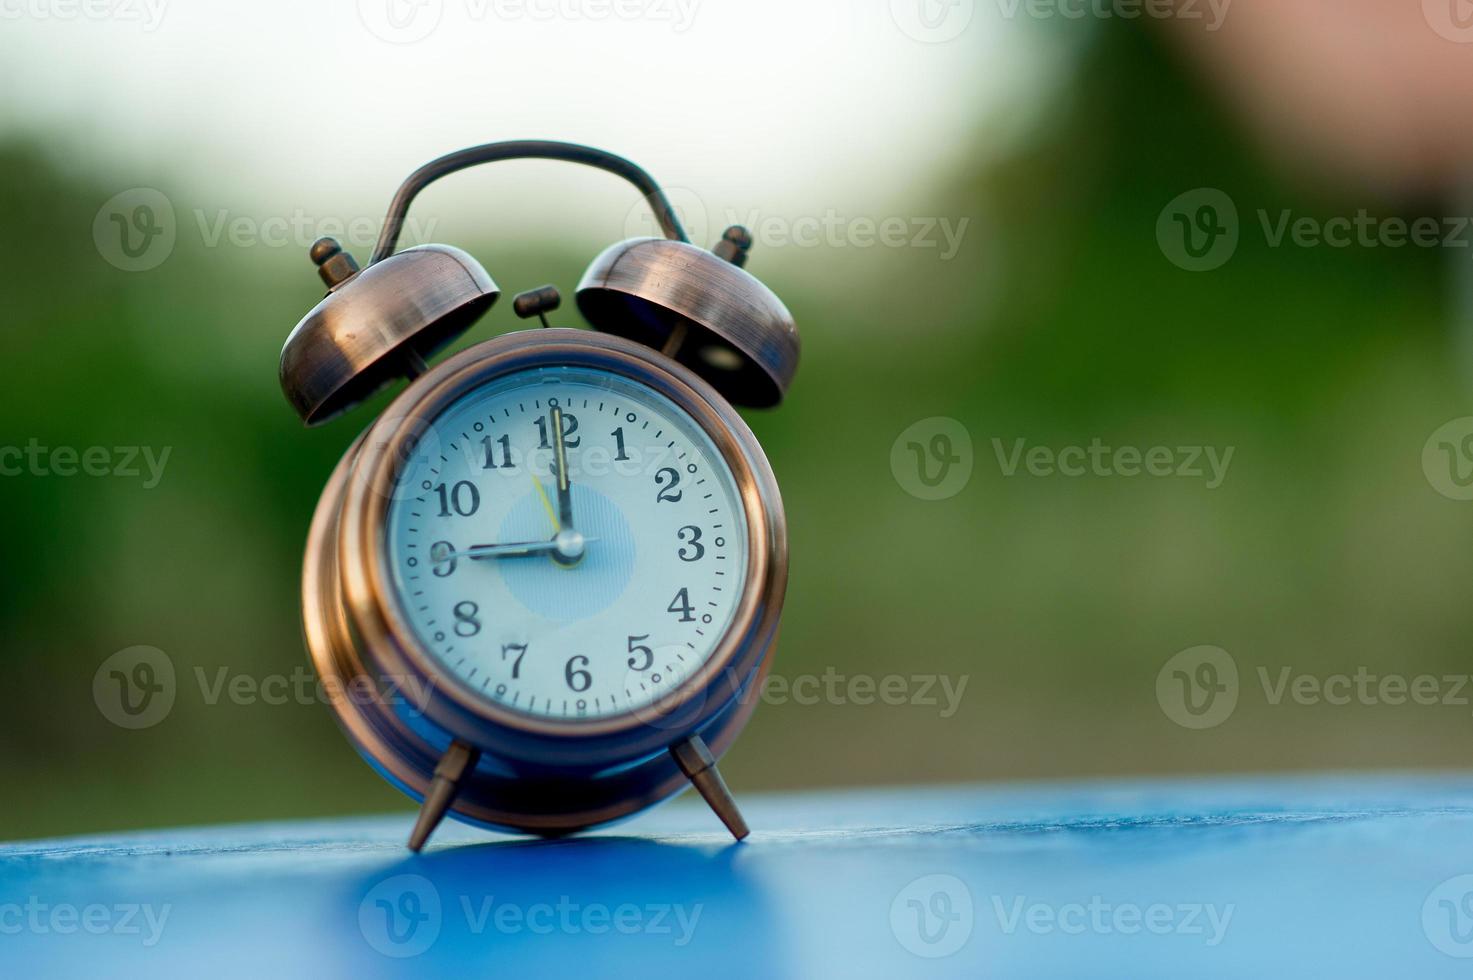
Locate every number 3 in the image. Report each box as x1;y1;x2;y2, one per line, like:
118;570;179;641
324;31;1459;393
677;525;704;561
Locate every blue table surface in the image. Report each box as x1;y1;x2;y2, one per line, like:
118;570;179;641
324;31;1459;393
6;773;1473;978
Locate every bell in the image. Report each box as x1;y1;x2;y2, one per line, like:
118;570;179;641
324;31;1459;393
576;227;798;408
279;238;499;425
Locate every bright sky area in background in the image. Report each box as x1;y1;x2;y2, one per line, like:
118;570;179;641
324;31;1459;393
0;0;1064;248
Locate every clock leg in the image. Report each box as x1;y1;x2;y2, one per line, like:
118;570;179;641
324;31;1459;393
407;740;482;852
670;735;750;841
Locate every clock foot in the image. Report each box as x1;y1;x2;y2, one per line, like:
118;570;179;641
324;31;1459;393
407;740;481;852
670;735;749;841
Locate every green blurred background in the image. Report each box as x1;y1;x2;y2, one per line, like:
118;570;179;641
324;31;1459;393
5;10;1473;840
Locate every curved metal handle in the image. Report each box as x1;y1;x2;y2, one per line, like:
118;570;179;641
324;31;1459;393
369;140;689;265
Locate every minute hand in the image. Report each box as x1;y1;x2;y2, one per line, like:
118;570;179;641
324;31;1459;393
551;405;574;529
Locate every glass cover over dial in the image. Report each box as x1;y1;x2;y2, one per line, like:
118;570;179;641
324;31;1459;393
385;365;749;722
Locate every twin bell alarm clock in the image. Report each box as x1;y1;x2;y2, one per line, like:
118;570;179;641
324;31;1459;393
277;140;799;849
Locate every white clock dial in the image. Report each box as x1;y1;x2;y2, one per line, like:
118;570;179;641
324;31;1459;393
384;365;749;721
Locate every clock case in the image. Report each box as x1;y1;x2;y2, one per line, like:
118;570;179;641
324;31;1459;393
278;141;798;848
303;330;786;838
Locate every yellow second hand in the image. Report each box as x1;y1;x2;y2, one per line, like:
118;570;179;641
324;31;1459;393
530;472;560;533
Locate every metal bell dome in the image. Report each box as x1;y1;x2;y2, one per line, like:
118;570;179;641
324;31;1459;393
279;241;499;425
576;234;798;408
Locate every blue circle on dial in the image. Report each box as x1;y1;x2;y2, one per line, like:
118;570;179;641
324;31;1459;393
494;484;636;622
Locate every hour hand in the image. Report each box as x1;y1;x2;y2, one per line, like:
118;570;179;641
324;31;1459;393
461;540;562;560
459;532;592;562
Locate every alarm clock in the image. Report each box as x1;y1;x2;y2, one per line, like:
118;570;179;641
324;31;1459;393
278;141;798;850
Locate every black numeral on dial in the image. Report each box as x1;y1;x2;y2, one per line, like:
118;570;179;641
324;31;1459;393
502;643;528;679
434;481;480;517
429;540;457;577
564;655;592;692
627;634;653;671
667;588;695;622
453;600;481;637
536;414;580;449
677;525;704;561
654;467;682;503
481;433;512;469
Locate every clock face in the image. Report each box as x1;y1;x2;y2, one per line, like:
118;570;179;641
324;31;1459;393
384;364;749;722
